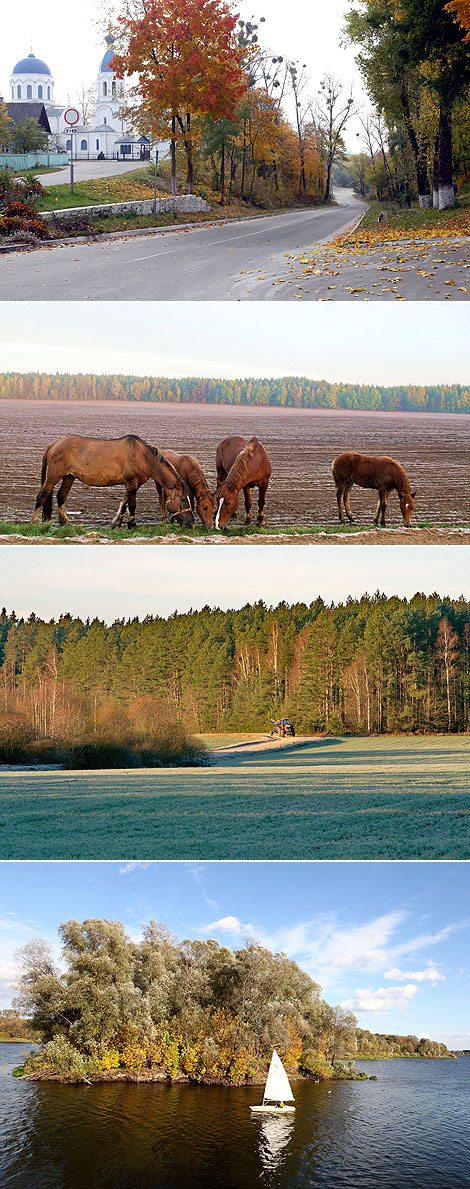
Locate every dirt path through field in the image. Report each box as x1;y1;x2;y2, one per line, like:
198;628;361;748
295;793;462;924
214;735;317;758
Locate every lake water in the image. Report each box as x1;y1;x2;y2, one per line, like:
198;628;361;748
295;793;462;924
1;401;469;526
2;1044;470;1187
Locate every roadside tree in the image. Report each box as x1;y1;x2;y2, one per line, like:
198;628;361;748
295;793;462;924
111;0;247;194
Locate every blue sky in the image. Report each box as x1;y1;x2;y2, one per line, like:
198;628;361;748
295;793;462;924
1;861;469;1048
1;545;468;622
1;2;366;149
1;304;470;386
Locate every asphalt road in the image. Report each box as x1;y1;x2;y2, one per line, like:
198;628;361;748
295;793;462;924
0;198;363;301
38;158;152;186
240;234;470;301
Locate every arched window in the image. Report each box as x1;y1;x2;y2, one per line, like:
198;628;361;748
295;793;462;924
81;139;88;151
112;81;116;97
103;81;107;96
103;117;107;125
96;139;100;151
27;85;32;98
47;86;51;99
11;86;14;99
66;139;72;151
17;85;21;98
38;85;43;98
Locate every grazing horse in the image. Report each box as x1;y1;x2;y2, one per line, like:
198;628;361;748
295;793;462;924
32;434;194;529
332;452;416;527
215;435;272;530
159;449;214;529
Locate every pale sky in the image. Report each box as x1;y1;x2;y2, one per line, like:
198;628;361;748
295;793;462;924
1;1;367;149
1;303;470;386
1;861;469;1046
1;546;467;622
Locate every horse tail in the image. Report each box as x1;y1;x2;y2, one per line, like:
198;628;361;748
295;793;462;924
40;445;53;521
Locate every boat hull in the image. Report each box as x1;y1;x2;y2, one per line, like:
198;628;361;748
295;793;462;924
250;1105;295;1113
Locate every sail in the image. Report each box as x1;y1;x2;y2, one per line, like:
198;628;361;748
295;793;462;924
264;1051;294;1103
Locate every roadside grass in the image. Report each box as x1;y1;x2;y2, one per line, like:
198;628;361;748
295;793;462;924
47;206;266;240
0;520;415;540
37;168;167;210
1;737;468;860
345;186;470;247
17;166;60;176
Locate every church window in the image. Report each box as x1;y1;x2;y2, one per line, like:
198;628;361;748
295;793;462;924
103;81;107;96
27;85;32;98
112;81;116;96
81;139;88;150
96;140;100;150
66;139;72;150
47;86;51;99
38;85;43;98
11;86;14;99
17;85;21;98
103;117;107;125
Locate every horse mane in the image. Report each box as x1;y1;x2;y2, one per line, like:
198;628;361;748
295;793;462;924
183;454;212;500
387;457;410;494
220;438;258;496
148;444;181;483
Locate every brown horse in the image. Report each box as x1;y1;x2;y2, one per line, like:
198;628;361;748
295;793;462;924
332;452;416;527
215;436;272;529
158;449;214;529
32;434;194;529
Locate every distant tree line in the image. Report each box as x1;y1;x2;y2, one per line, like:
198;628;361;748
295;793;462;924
354;1030;452;1060
0;595;469;745
0;1009;38;1042
1;372;470;413
14;919;451;1083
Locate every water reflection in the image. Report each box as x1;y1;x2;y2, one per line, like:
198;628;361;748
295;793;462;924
2;1047;470;1189
256;1114;295;1175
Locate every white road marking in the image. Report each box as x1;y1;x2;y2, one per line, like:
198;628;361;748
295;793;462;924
129;212;337;263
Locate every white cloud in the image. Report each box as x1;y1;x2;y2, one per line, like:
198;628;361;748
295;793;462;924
203;916;247;935
199;907;468;1004
0;957;19;1006
341;984;418;1014
384;963;445;985
390;921;469;960
119;862;152;875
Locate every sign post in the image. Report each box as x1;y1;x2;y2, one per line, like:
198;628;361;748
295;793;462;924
64;108;80;195
153;147;160;219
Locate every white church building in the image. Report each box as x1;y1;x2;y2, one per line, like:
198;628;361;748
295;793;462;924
8;36;150;161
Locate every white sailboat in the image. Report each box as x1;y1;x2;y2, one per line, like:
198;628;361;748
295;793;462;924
250;1050;296;1114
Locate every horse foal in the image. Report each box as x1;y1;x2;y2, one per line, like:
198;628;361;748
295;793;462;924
332;452;416;527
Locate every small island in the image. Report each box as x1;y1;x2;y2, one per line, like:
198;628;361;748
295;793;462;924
10;917;453;1087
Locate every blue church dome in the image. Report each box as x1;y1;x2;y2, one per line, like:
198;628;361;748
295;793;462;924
13;53;51;75
100;49;116;72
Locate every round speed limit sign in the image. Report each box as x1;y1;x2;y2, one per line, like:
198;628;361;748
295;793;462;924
64;107;80;126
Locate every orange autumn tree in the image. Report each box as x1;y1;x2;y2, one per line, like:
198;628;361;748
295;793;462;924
446;0;470;38
112;0;248;194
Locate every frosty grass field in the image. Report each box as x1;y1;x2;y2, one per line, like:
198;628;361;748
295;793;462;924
1;736;469;861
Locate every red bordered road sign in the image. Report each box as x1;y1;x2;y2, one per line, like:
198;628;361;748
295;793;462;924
64;107;80;126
